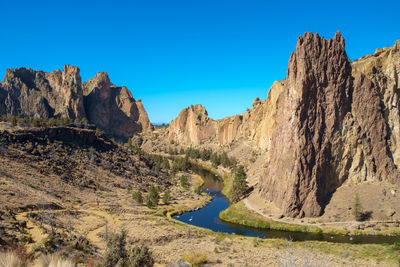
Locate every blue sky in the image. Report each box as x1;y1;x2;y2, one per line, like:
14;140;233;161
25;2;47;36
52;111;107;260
1;0;399;123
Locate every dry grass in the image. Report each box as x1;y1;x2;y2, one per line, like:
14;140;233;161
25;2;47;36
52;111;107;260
0;251;22;267
182;251;208;266
38;253;75;267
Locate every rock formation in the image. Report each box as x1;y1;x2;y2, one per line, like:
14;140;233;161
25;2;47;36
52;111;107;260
166;32;400;218
83;72;153;138
0;65;153;139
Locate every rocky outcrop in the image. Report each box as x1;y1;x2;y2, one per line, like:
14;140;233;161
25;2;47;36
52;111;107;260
0;126;116;152
0;65;85;120
0;65;153;139
168;104;216;145
167;32;400;218
83;72;153;138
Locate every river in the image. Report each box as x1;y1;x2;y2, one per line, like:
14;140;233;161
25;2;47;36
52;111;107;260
173;165;400;244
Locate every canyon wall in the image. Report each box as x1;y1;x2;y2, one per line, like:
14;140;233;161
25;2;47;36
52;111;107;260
167;32;400;217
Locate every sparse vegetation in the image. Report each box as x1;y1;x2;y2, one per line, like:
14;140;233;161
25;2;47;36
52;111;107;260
0;115;92;128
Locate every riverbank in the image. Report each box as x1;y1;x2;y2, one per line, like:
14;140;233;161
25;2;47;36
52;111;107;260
218;173;400;237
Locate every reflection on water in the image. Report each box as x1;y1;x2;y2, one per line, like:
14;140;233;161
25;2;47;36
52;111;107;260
174;165;400;244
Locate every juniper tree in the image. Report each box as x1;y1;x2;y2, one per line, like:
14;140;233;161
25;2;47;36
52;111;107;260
146;186;159;208
162;189;171;205
353;194;363;221
230;165;249;203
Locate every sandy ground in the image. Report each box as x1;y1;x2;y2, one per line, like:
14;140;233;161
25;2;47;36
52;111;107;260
244;184;400;236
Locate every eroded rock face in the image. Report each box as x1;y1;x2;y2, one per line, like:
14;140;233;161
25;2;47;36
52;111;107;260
83;72;153;138
167;32;400;218
168;104;216;145
0;65;153;139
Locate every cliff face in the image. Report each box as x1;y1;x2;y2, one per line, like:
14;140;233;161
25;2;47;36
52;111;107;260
83;72;153;138
0;65;153;139
167;32;400;218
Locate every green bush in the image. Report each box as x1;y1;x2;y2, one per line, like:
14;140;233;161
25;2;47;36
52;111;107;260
132;190;143;204
128;245;154;267
96;229;154;267
96;230;128;267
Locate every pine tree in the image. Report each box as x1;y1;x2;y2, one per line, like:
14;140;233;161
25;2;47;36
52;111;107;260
353;194;363;221
230;165;249;203
146;186;159;208
162;189;171;205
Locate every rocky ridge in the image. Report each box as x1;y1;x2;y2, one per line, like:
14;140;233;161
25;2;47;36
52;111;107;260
165;32;400;218
0;66;153;139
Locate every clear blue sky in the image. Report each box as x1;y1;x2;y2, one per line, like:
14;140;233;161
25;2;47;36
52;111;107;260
1;0;399;123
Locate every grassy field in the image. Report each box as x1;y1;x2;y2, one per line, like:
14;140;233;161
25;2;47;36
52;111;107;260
219;202;323;233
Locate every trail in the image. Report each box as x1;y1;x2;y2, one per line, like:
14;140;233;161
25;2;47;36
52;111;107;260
83;209;115;253
16;208;116;254
16;212;47;252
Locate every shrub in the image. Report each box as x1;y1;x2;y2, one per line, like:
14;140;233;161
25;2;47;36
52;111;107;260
96;230;154;267
96;230;128;267
127;245;154;267
132;190;143;204
182;252;208;267
31;236;58;257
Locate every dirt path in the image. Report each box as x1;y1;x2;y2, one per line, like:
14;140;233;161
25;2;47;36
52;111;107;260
82;209;115;253
15;207;116;255
16;212;47;252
